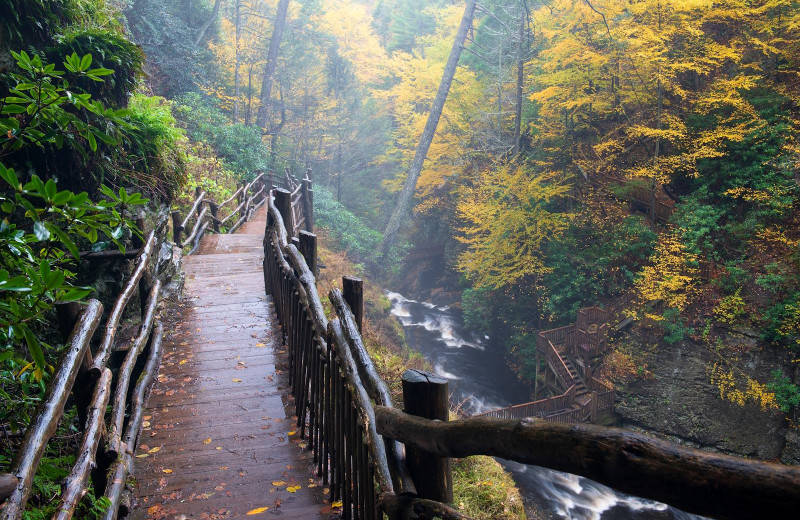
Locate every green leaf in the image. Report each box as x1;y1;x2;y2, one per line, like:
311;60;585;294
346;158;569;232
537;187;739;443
87;132;97;152
33;221;50;241
21;326;46;380
80;54;93;71
0;165;20;190
87;68;114;77
1;105;26;115
59;287;92;302
47;223;79;259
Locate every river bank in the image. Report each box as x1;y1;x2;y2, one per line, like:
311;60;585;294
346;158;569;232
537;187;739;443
386;291;707;520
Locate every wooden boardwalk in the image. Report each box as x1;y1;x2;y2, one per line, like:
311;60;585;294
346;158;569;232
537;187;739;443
129;208;330;519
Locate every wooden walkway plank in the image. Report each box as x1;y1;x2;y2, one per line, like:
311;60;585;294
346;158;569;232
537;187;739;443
129;208;331;519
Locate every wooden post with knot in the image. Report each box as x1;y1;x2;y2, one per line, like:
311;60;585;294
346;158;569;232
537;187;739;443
401;369;453;503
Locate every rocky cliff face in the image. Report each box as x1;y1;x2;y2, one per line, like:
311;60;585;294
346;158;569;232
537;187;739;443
611;327;799;464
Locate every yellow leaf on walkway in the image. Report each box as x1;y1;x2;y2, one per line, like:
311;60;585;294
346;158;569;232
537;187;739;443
204;438;212;444
148;446;161;453
162;469;173;474
287;485;301;493
246;506;270;515
232;378;242;383
271;480;286;487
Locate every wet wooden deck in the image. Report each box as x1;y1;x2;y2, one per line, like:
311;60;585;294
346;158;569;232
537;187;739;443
129;208;331;519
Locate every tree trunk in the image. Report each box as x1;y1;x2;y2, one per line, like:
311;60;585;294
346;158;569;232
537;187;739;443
380;0;477;256
194;0;224;47
256;0;290;129
513;5;527;155
233;0;242;122
246;63;253;126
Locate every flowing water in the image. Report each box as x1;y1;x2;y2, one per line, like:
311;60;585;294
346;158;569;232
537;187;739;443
387;291;706;520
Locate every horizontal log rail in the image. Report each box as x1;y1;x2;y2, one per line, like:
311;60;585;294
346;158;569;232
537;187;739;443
1;215;170;520
171;171;271;249
375;407;800;520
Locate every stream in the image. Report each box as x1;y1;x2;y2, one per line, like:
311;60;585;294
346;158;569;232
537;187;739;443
387;291;705;520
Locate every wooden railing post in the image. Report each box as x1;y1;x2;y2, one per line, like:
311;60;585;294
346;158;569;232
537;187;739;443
301;175;314;232
171;210;183;245
342;276;363;334
194;186;203;216
299;231;317;275
273;188;294;237
401;369;452;503
209;202;220;232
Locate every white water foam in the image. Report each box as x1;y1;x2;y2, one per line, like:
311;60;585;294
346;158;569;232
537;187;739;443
506;463;672;520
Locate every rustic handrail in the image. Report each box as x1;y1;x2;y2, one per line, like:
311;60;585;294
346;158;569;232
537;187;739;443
181;205;209;247
172;172;270;249
264;190;404;518
106;280;162;458
0;301;103;519
1;213;170;520
101;321;164;520
330;289;416;495
89;230;157;378
476;385;576;420
53;368;112;520
180;190;206;231
375;407;800;520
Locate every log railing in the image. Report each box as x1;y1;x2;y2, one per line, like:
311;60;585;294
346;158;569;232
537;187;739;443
171;171;276;251
0;217;169;520
265;191;464;520
375;408;800;520
264;180;799;520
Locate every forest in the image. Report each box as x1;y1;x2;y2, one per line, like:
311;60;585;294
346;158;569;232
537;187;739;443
0;0;799;519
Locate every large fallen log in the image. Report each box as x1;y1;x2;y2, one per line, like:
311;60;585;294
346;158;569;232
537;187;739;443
375;407;800;520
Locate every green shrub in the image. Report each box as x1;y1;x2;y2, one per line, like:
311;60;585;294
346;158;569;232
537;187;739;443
767;370;800;413
48;28;143;107
660;308;693;344
462;287;494;336
121;94;187;199
314;187;407;275
174;93;271;180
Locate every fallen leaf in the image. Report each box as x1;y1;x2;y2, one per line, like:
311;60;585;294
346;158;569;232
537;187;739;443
148;446;161;453
287;486;301;493
288;431;296;436
232;378;242;383
216;446;222;451
332;500;343;508
271;480;286;487
142;421;151;428
179;359;188;365
135;454;149;458
255;343;266;347
203;438;212;445
162;469;173;474
246;506;270;515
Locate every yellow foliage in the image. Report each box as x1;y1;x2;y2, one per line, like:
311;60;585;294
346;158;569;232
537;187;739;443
456;162;571;289
636;231;698;313
709;363;780;411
